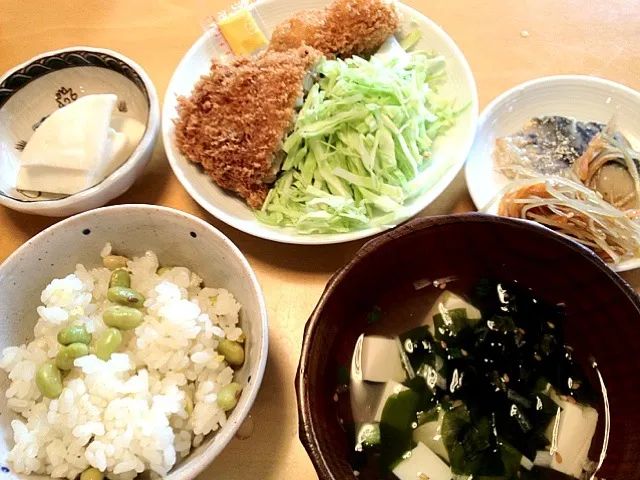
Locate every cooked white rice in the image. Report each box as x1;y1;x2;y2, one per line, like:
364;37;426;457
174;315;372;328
1;244;245;479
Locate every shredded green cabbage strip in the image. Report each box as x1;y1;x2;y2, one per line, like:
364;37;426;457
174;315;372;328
256;41;459;234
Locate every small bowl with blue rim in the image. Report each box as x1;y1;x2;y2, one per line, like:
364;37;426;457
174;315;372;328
0;46;160;217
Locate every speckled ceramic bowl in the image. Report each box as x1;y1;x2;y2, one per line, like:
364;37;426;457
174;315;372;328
297;213;640;479
0;205;268;479
0;47;160;217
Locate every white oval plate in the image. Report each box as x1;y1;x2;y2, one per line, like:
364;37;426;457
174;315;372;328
464;75;640;272
162;0;478;244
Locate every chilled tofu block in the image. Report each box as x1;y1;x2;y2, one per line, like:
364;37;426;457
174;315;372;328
545;392;598;477
360;335;406;383
424;291;482;333
392;442;451;480
374;380;408;422
412;408;449;461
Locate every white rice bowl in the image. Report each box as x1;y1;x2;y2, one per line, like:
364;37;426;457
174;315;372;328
0;244;245;479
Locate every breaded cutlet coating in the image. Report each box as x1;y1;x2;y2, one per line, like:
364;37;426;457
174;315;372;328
174;46;322;209
269;0;400;58
266;10;324;53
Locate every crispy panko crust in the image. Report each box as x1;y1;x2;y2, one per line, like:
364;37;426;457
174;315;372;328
269;0;400;58
174;46;322;208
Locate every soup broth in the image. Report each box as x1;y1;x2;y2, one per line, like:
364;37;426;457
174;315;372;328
339;278;603;480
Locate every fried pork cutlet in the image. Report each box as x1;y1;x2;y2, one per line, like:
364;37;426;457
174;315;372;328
269;0;400;58
174;46;322;208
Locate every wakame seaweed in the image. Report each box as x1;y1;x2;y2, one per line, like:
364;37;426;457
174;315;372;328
362;278;599;477
471;278;598;407
441;407;522;477
379;389;420;472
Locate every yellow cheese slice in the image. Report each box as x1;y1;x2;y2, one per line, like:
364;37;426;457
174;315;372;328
218;9;267;55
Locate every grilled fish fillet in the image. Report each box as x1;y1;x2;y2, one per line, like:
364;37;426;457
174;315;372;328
174;46;322;208
495;116;605;178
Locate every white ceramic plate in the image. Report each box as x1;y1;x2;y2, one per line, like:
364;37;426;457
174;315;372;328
162;0;478;244
465;75;640;272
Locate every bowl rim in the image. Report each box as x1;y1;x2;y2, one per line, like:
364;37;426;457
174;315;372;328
0;204;269;479
161;0;479;245
295;211;640;479
0;46;160;213
464;74;640;210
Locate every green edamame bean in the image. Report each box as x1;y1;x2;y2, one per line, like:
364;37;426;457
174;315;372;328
216;382;242;411
157;266;173;275
109;269;131;288
103;305;144;330
94;328;122;361
217;339;245;367
107;286;146;308
55;343;90;370
35;362;63;399
103;255;128;270
80;467;104;480
57;325;92;345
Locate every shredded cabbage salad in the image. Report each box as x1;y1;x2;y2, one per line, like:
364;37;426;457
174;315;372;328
256;38;460;234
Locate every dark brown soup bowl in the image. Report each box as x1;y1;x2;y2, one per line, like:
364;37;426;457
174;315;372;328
296;213;640;479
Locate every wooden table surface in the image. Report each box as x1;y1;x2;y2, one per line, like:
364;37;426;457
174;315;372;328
2;0;640;478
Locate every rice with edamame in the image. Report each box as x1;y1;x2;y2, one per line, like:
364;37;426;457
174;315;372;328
0;244;246;479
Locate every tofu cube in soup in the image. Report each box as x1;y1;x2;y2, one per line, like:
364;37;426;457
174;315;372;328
392;442;451;480
360;335;406;383
350;334;385;424
412;408;449;461
545;392;598;477
424;291;482;335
